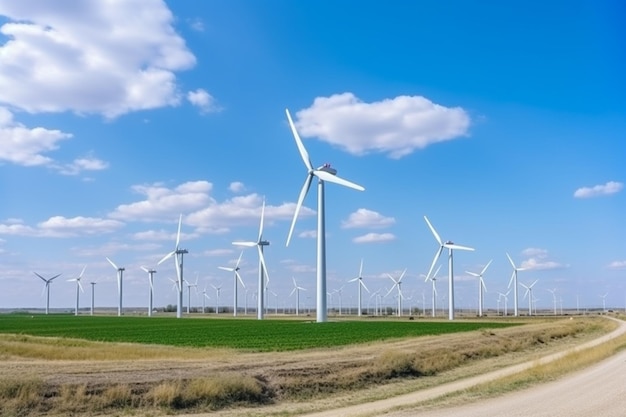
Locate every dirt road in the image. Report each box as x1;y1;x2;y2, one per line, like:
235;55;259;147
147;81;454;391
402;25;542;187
301;318;626;417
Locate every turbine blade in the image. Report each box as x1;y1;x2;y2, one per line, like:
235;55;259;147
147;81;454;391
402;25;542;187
140;266;149;273
286;174;313;246
399;268;407;282
175;214;182;249
359;258;364;277
445;243;474;251
466;271;480;277
235;250;244;268
236;271;245;288
157;250;174;265
385;286;395;297
78;279;84;293
530;279;538;288
425;246;443;282
506;252;516;269
424;216;443;246
481;259;493;275
232;241;257;247
361;280;370;293
257;198;266;242
507;270;515;288
79;265;86;278
33;272;47;282
481;278;488;292
285;108;313;171
106;257;118;270
257;245;270;284
314;169;365;191
348;277;358;282
218;266;233;272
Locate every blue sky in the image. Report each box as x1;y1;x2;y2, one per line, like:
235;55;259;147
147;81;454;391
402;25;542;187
1;0;624;314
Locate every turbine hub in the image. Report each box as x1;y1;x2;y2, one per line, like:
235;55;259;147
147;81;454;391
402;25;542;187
318;163;337;175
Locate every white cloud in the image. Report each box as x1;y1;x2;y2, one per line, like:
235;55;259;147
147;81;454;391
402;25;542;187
295;93;470;159
187;88;220;113
519;248;568;270
353;232;396;243
574;181;623;198
57;156;109;175
0;0;196;118
0;107;72;166
229;181;246;193
298;230;317;239
342;208;395;229
0;216;123;237
607;260;626;270
110;181;214;221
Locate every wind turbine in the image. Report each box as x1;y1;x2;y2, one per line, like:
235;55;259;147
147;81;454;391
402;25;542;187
386;268;407;317
89;280;97;315
290;277;306;315
233;199;269;320
184;276;198;314
424;216;475;320
547;288;558;315
498;290;511;316
423;265;442;318
506;252;526;317
520;279;539;316
67;266;86;316
466;260;492;317
33;272;61;315
285;108;365;323
218;251;245;317
348;259;370;317
106;257;125;317
212;283;222;314
140;266;157;317
158;214;188;319
201;286;210;313
600;293;608;312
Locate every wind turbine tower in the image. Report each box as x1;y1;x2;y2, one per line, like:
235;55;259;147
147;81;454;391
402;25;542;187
158;214;188;319
348;259;369;316
285;108;365;323
89;280;97;315
218;251;245;317
68;266;86;316
506;253;526;317
233;199;270;320
521;280;539;316
424;216;474;320
33;272;61;315
106;257;125;316
140;266;157;317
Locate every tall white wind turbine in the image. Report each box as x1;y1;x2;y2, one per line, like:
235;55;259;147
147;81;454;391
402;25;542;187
423;265;442;318
547;288;558;315
219;251;245;317
34;272;61;315
348;259;369;317
521;279;539;316
158;214;187;319
233;199;269;320
386;268;407;317
67;266;86;316
285;108;365;323
106;257;125;317
184;276;198;314
290;277;306;315
466;260;492;317
424;216;475;320
506;253;526;317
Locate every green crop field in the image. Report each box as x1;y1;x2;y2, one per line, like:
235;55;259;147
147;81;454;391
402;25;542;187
0;314;518;351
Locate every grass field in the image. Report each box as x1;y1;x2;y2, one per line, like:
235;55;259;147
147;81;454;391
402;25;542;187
0;313;518;351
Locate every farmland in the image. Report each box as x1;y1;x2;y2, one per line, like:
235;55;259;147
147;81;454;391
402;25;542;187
0;314;614;416
0;313;518;351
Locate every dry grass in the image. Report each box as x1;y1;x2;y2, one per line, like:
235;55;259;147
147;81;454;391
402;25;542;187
0;317;614;416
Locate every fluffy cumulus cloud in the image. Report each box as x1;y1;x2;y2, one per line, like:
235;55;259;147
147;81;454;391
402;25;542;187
0;0;197;118
607;260;626;270
520;247;568;270
295;93;470;159
110;181;214;221
0;216;123;237
187;88;220;114
228;181;246;193
341;208;395;229
353;232;395;243
574;181;623;198
0;107;72;166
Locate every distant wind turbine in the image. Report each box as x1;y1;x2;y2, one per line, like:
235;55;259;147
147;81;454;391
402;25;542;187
285;108;365;323
547;288;558;315
498;290;511;316
520;279;539;316
67;266;86;316
219;251;245;317
140;266;157;317
423;265;442;318
158;214;188;319
348;259;370;317
506;252;526;317
106;257;125;317
33;272;61;315
466;260;492;317
290;277;306;315
212;283;222;314
89;280;97;315
424;216;475;320
600;292;608;312
386;268;407;317
184;276;198;314
233;199;269;320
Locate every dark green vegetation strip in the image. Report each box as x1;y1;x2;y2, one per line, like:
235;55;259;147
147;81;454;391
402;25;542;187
0;314;517;351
